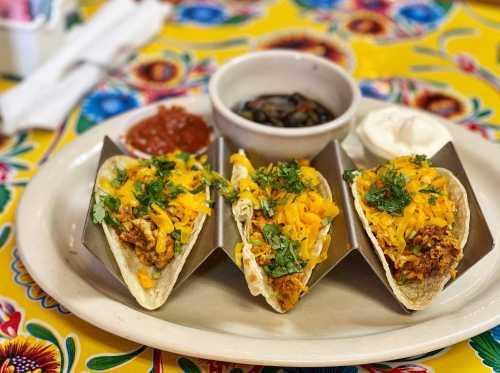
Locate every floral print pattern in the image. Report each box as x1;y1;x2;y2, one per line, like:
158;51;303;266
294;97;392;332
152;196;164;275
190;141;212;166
0;0;499;372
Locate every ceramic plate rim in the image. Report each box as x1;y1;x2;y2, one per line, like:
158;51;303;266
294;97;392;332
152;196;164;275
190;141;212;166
16;95;500;367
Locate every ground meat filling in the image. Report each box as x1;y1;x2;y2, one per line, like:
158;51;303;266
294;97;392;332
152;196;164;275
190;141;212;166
118;218;174;270
269;274;304;312
391;225;461;282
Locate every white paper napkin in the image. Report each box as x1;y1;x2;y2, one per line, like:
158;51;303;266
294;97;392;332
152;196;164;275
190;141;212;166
0;0;170;134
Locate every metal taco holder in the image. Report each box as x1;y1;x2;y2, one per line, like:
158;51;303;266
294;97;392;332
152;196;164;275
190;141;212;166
82;137;494;312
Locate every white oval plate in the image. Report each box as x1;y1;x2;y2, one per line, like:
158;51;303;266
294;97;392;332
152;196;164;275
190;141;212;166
17;95;500;367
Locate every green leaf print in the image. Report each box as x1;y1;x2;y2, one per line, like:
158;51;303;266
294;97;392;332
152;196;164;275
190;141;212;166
0;224;11;249
0;185;11;214
470;330;500;373
86;345;147;371
177;357;201;373
65;337;77;373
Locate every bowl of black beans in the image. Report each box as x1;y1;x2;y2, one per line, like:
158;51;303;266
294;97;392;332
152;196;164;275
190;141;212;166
209;50;360;159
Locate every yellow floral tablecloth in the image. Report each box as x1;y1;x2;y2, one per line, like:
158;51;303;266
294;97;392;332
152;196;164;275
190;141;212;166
0;0;499;372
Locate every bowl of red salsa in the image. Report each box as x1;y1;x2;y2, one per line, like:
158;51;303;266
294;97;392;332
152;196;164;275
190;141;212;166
122;99;214;157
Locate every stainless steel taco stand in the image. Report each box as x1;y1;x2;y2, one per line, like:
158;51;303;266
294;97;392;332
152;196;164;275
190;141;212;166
82;136;494;313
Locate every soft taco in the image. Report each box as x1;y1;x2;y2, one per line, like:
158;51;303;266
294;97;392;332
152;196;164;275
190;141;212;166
92;151;211;310
230;151;339;313
346;155;470;310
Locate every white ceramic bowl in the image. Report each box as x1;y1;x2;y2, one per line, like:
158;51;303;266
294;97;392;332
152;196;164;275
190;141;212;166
209;50;361;160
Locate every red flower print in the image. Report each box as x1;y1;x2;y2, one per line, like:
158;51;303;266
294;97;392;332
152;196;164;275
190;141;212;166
0;300;22;338
0;336;60;373
466;123;489;140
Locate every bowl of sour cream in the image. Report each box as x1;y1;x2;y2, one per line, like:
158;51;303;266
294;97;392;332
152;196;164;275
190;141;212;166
357;106;452;161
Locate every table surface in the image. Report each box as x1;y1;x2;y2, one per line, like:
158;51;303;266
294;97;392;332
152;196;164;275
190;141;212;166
0;0;499;372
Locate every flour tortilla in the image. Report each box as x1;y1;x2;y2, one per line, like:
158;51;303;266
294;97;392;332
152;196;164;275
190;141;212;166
351;167;470;310
231;151;333;313
95;155;208;310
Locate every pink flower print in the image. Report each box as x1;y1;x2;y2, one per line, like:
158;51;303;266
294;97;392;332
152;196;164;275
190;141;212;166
0;163;9;183
455;54;478;73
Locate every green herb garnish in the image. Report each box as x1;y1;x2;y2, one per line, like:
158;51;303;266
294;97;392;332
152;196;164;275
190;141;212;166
412;154;431;167
210;173;239;203
262;224;306;278
253;161;305;194
92;203;106;224
428;195;437;205
322;216;333;226
419;186;440;194
152;270;161;280
166;182;185;198
250;239;262;246
342;169;360;184
411;245;422;256
92;194;121;226
176;152;191;162
191;182;206;194
134;180;143;193
150;158;176;178
365;169;412;215
172;229;183;254
111;167;128;188
260;198;276;218
397;273;406;285
135;179;166;210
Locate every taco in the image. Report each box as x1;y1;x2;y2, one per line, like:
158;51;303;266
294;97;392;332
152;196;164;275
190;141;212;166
346;155;470;310
230;151;339;313
92;151;211;310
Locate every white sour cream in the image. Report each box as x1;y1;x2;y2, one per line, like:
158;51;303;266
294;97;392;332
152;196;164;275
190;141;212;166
357;106;452;160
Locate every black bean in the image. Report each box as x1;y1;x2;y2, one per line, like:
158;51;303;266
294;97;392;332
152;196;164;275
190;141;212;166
233;93;335;128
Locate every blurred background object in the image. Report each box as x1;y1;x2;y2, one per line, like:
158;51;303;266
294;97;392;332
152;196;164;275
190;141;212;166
0;0;78;77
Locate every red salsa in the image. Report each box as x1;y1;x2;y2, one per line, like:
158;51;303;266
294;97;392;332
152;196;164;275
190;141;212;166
125;106;212;155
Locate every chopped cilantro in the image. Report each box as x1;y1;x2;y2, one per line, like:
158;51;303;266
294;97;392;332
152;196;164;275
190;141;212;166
166;182;185;198
262;224;306;278
428;195;437;205
253;161;305;194
134;180;143;193
365;169;411;215
135;179;166;211
411;245;422;256
419;186;440;194
322;216;333;226
151;158;176;178
176;152;191;162
223;190;239;204
133;205;148;218
412;154;431;167
191;182;206;194
342;169;360;184
111;167;128;188
207;199;215;208
210;173;239;203
260;198;275;218
172;230;183;254
92;203;106;224
152;270;161;280
250;239;262;246
92;194;120;226
397;273;406;285
102;195;120;212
